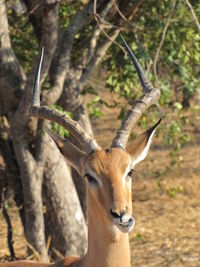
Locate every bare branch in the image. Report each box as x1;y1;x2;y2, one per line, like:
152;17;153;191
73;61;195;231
113;0;127;21
76;0;143;88
111;36;160;149
85;26;103;65
93;0;144;55
118;0;143;22
25;240;42;261
94;0;125;53
184;0;200;33
85;0;114;64
153;0;177;81
28;3;41;15
80;28;120;86
43;1;95;105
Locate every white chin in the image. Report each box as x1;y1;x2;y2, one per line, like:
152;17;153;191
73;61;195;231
116;217;135;233
116;223;134;233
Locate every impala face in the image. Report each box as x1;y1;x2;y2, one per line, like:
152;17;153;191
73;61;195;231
84;148;135;233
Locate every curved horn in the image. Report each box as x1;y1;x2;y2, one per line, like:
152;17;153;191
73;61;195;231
30;48;101;153
111;36;160;150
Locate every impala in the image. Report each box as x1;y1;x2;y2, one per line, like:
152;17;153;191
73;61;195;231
0;36;161;267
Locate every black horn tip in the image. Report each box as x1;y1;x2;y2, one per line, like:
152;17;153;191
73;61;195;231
120;34;125;43
120;35;155;94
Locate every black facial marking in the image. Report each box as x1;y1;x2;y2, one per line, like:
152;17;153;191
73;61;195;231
127;169;135;177
105;148;110;153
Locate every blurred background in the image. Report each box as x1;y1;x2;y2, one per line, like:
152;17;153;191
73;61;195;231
0;0;199;266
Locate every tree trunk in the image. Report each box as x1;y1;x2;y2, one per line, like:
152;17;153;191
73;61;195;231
0;117;25;228
42;133;87;258
0;0;26;116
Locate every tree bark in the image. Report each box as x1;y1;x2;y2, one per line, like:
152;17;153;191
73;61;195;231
0;0;26;115
0;117;24;227
42;133;87;258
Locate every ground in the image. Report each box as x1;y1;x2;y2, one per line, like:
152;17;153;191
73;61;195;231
130;145;200;267
0;87;200;266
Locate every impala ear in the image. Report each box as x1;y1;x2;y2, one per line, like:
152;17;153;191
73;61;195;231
127;119;161;166
45;128;86;175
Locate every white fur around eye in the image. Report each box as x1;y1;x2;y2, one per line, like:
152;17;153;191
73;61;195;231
122;164;132;188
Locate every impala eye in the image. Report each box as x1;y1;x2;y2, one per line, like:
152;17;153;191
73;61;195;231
127;169;134;178
84;173;97;184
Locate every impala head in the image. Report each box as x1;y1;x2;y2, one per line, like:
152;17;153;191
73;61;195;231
30;36;161;234
84;148;134;233
82;118;161;233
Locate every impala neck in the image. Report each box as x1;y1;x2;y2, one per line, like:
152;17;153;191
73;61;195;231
83;191;131;267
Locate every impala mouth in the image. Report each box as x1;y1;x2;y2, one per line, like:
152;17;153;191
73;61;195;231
115;217;135;233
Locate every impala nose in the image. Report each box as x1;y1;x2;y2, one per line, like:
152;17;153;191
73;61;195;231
110;208;127;222
110;208;135;233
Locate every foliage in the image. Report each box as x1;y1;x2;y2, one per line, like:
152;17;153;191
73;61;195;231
104;0;200;106
87;96;104;118
136;233;143;241
167;186;183;197
59;2;82;30
7;4;38;72
7;0;200;167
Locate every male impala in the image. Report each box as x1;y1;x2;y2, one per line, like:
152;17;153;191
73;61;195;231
0;36;161;267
